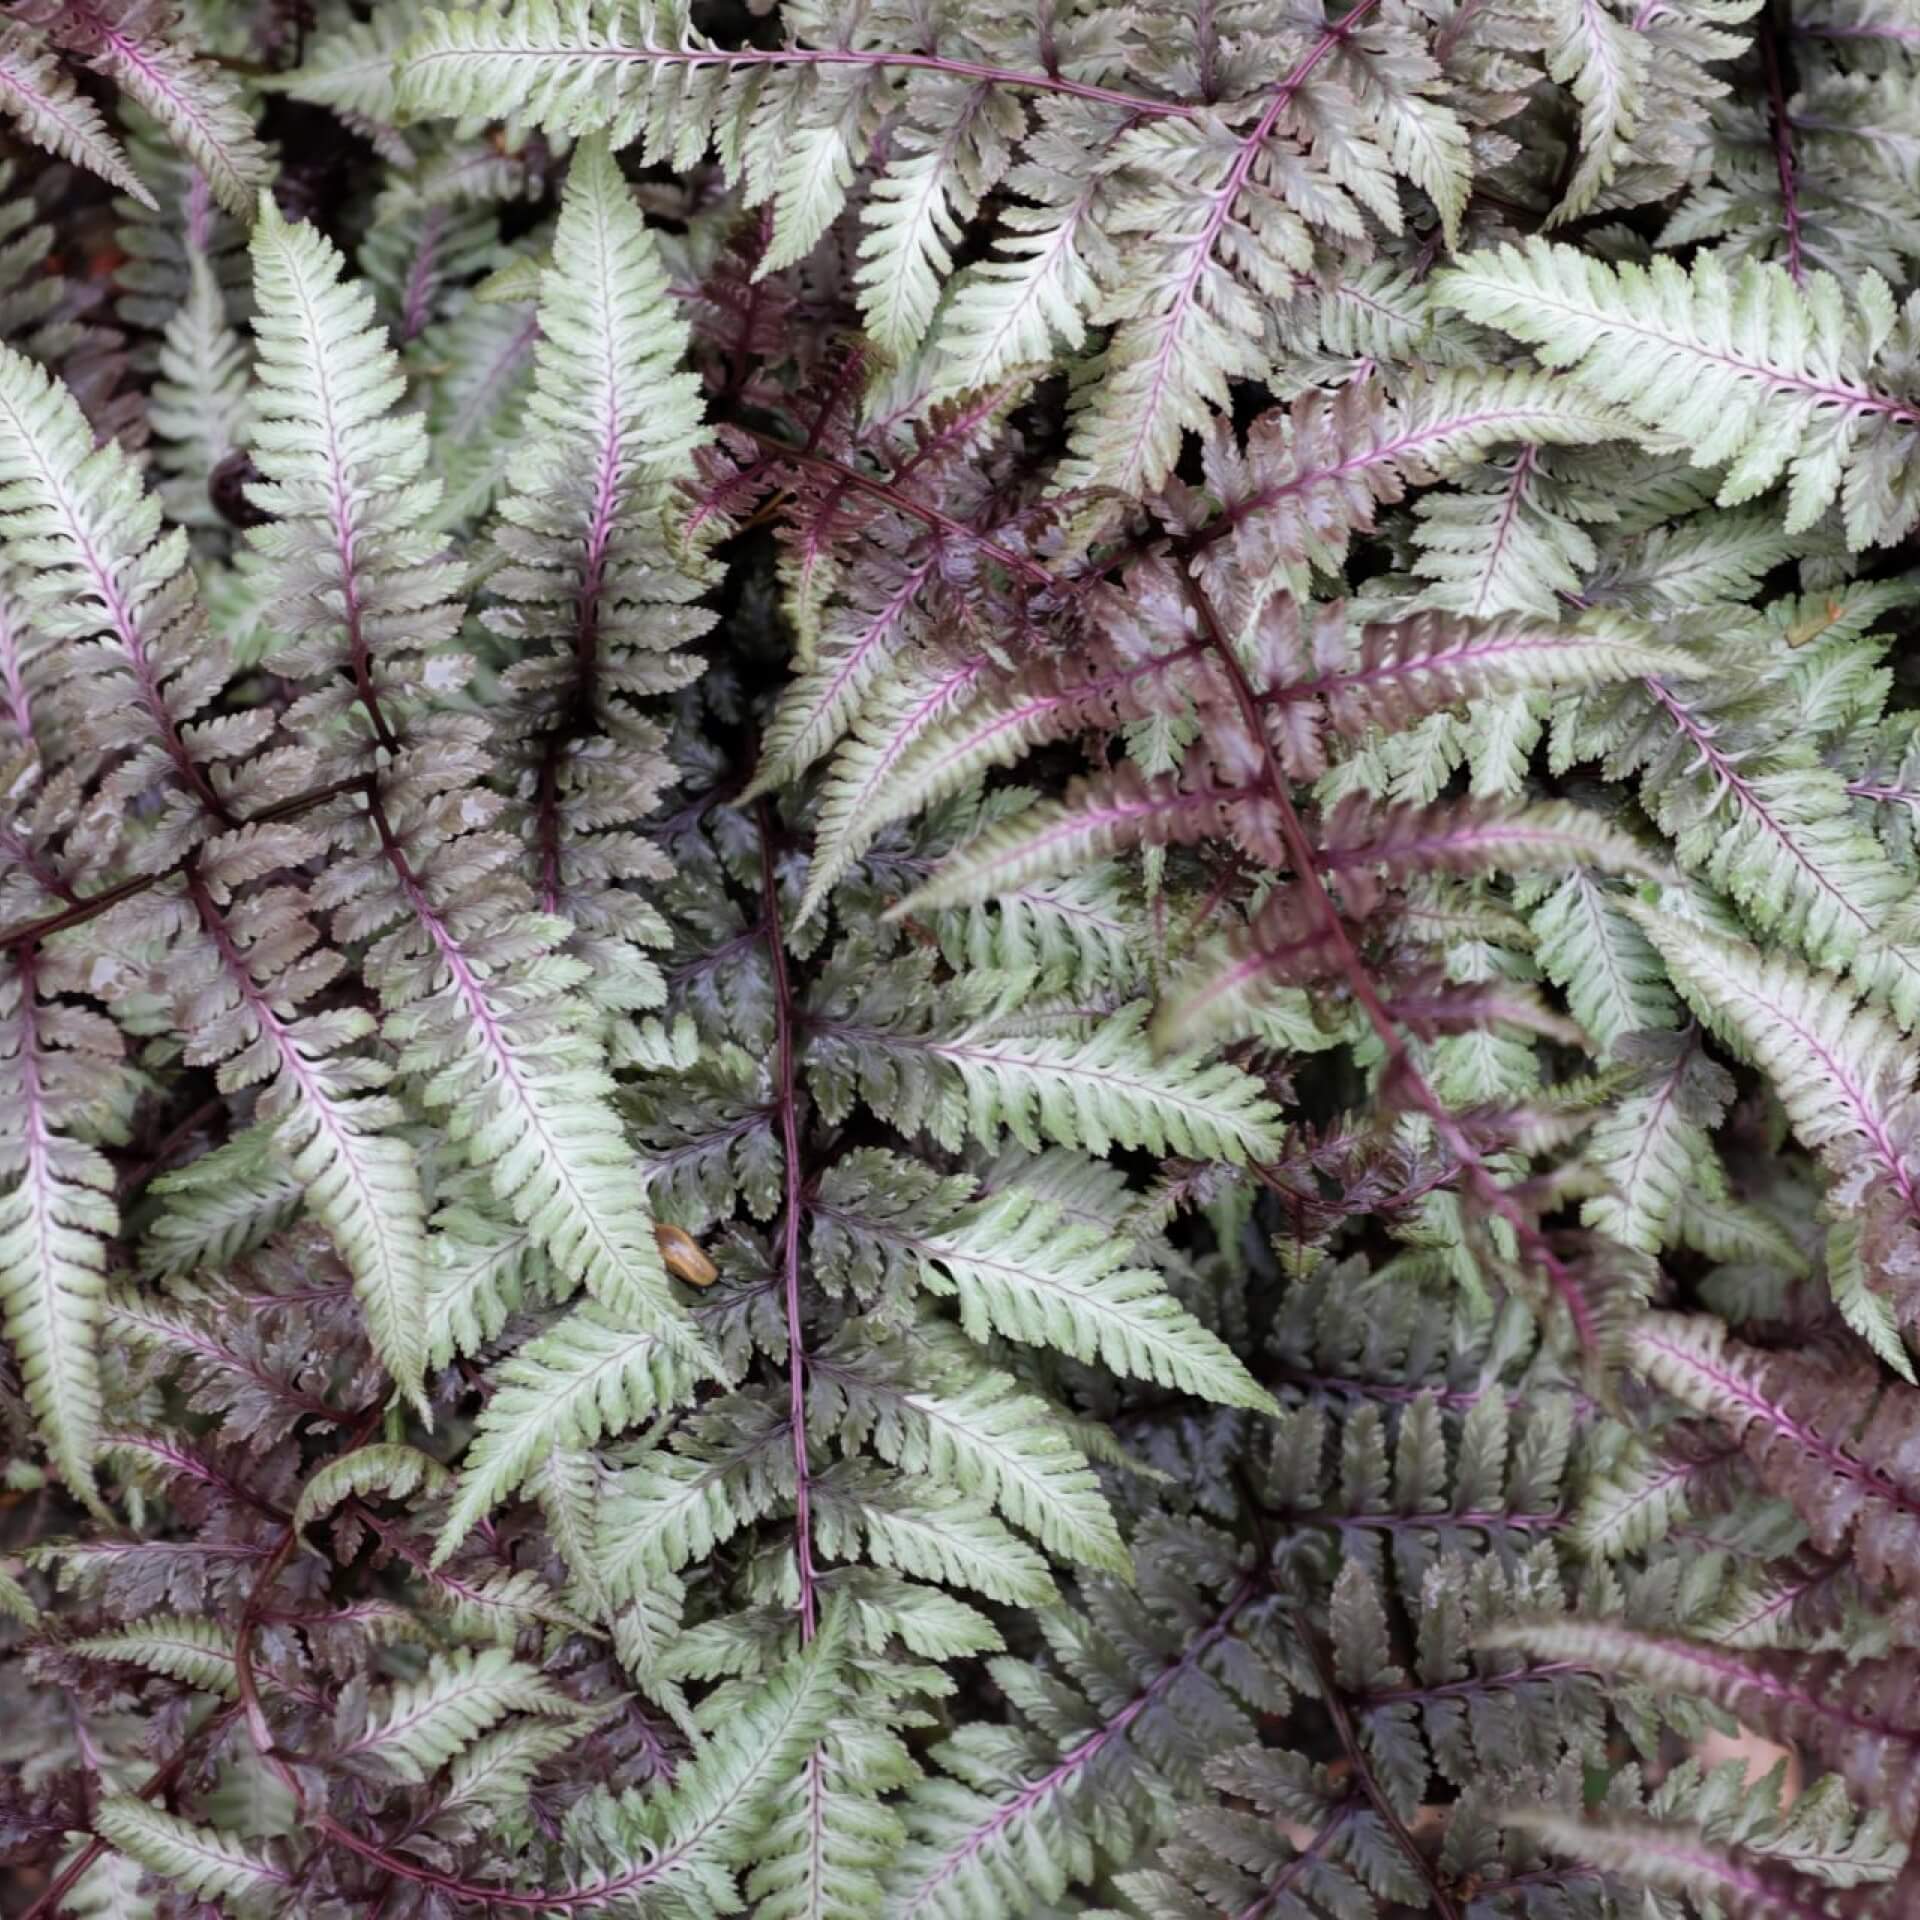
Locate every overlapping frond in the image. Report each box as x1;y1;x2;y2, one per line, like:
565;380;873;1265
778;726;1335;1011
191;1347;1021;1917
1439;242;1920;545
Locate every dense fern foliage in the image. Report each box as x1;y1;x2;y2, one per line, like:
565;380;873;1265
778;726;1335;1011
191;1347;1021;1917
3;1;1920;1915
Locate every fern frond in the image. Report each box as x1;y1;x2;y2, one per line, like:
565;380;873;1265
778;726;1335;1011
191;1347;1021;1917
1531;871;1678;1054
424;1198;556;1370
810;994;1285;1168
1632;1311;1920;1593
855;77;1018;359
162;865;430;1402
890;1544;1265;1916
745;1685;916;1920
69;1614;241;1697
1190;373;1638;604
93;1799;290;1912
149;252;252;537
433;1303;703;1561
934;183;1099;391
0;342;235;852
837;1171;1274;1411
1438;241;1920;545
25;0;269;220
1277;609;1692;748
802;622;1208;918
1542;0;1653;224
293;1443;452;1529
335;1646;578;1784
821;1472;1057;1605
597;1394;790;1593
1634;910;1920;1296
140;1128;302;1278
435;1715;587;1830
815;1334;1130;1572
1507;1809;1871;1920
1580;1030;1731;1256
483;133;714;930
246;199;466;759
1489;1617;1920;1830
0;21;152;206
1319;798;1664;905
0;955;116;1502
329;803;704;1346
898;765;1243;914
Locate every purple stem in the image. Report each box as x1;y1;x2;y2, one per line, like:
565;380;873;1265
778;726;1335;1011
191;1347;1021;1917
406;35;1200;120
1180;570;1603;1357
759;802;818;1640
534;373;625;913
399;207;447;344
1794;19;1920;45
734;426;1055;588
1361;1659;1586;1708
1757;8;1806;284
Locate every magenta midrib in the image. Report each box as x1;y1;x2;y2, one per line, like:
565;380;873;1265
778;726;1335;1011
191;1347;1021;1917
952;781;1242;885
78;8;239;193
915;642;1204;789
1363;1658;1584;1707
1796;19;1920;43
1183;920;1335;1015
1607;1040;1689;1204
411;37;1199;119
187;878;403;1287
1721;963;1920;1217
932;1035;1240;1128
1274;623;1597;704
837;654;991;825
1643;679;1886;939
536;345;627;911
1849;780;1920;809
106;1298;342;1419
0;385;217;812
1643;1634;1920;1744
1319;820;1617;867
1636;1835;1838;1920
1214;405;1562;540
1470;445;1538;619
957;185;1098;375
902;1580;1256;1905
386;856;641;1278
808;553;939;730
400;208;447;343
810;1207;1135;1308
279;252;385;747
1116;0;1382;476
337;1671;502;1758
1640;1330;1920;1521
1510;283;1920;426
